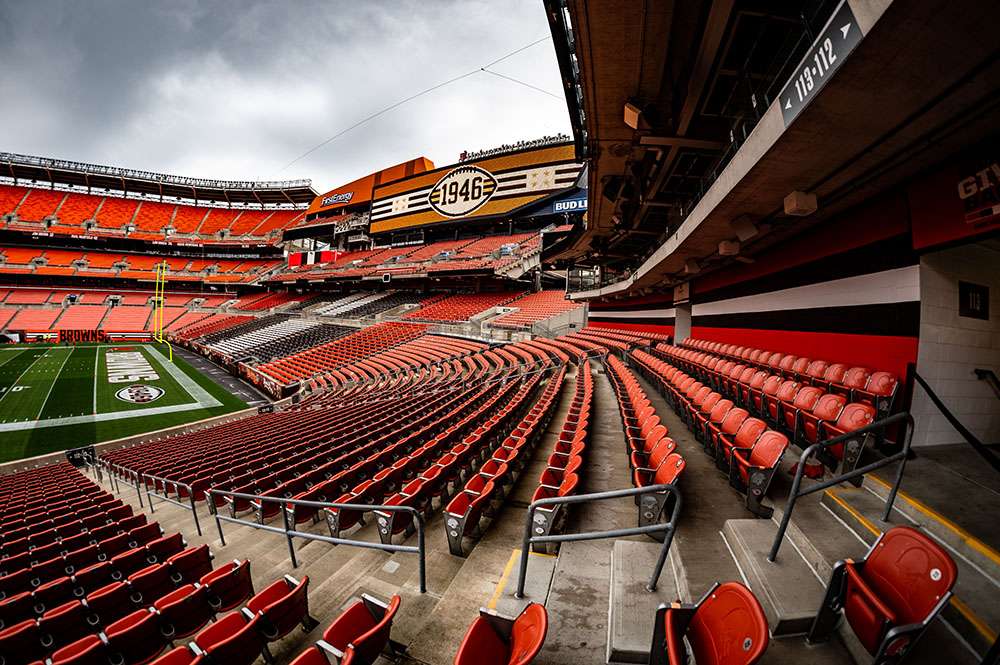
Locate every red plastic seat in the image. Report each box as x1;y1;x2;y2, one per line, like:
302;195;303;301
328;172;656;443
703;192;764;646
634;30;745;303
145;533;185;565
149;646;198;665
127;564;173;606
0;618;41;665
189;613;263;665
320;593;400;665
50;634;107;665
809;526;957;662
454;602;547;665
244;574;316;641
39;599;90;651
153;584;214;640
165;546;213;585
85;580;131;626
658;581;768;665
198;559;253;612
104;608;167;664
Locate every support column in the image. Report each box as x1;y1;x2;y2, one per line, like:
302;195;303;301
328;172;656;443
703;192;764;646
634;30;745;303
674;301;691;343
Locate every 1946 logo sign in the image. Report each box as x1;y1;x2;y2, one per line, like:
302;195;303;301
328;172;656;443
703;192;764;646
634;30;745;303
428;166;498;218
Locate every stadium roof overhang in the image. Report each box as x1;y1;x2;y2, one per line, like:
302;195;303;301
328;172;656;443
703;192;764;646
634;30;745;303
0;153;316;206
548;0;1000;300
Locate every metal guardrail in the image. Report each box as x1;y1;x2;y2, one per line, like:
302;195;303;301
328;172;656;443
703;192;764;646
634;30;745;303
207;489;427;593
769;411;914;562
915;371;1000;473
515;483;682;598
143;473;203;536
974;368;1000;400
102;461;144;508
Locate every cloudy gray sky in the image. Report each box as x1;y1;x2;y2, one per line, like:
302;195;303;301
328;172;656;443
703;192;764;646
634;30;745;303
0;0;570;192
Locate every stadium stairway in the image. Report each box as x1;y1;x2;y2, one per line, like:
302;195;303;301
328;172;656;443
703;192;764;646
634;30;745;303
626;368;989;665
83;354;990;665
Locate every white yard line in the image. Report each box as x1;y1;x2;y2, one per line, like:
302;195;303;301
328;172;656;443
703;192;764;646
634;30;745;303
0;401;219;432
143;344;221;407
35;347;73;419
0;348;47;409
0;349;26;370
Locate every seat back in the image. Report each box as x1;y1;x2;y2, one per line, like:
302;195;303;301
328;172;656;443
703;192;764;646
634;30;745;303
863;526;957;627
812;393;847;420
805;360;829;379
720;408;749;436
841;367;872;390
509;603;548;665
200;559;253;612
683;582;768;665
733;418;767;447
352;594;401;664
775;380;800;402
700;392;722;416
834;403;876;433
748;432;788;469
653;455;685;486
823;363;849;384
708;400;734;425
792;386;824;410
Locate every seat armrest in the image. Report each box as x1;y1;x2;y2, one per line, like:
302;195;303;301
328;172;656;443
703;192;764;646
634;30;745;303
315;639;346;659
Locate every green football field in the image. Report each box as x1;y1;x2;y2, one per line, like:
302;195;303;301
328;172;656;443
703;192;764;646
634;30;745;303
0;343;248;462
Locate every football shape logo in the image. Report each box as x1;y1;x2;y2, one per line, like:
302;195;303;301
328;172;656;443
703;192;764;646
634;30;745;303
115;384;165;404
428;165;498;218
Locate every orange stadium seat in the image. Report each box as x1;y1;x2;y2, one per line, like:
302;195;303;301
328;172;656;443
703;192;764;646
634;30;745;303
14;188;65;222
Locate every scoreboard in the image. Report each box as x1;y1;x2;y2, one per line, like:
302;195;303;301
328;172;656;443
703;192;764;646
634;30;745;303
369;143;583;235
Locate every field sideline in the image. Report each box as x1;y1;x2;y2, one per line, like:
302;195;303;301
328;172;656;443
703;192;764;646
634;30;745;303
0;343;249;462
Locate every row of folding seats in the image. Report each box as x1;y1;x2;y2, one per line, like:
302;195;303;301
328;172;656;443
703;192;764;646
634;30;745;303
604;355;686;528
654;344;881;479
631;349;789;517
445;365;565;556
347;374;539;545
0;521;189;628
243;323;354;364
0;545;213;661
17;563;311;665
488;290;583;330
208;318;319;356
402;291;523;323
680;338;898;417
171;314;255;341
527;359;593;548
0;505;138;587
255;322;428;385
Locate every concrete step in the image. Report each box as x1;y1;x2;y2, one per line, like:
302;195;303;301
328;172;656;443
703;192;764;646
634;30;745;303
822;484;998;658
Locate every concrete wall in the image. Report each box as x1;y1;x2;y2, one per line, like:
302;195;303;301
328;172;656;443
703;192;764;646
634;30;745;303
911;243;1000;446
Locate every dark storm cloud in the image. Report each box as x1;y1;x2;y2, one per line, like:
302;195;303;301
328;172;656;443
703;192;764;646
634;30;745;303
0;0;569;191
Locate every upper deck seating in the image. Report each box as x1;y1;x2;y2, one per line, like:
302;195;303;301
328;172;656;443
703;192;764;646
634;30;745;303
100;307;152;331
403;292;523;323
489;290;583;330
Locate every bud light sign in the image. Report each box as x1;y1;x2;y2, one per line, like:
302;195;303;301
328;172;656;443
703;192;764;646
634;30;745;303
553;198;587;213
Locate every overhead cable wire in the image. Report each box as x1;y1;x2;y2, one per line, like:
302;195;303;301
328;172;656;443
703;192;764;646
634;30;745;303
276;36;553;174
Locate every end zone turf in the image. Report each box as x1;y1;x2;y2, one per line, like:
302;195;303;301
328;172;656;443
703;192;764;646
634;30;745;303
0;343;249;462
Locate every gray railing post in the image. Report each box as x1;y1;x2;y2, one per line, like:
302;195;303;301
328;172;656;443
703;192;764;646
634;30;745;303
280;502;298;568
769;412;913;562
515;484;681;599
189;489;202;537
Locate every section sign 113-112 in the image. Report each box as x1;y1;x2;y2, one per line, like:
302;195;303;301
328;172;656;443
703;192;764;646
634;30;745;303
778;0;863;127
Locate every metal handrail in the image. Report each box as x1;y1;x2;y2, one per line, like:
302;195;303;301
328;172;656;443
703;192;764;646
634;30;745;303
974;368;1000;400
515;483;681;598
102;461;144;508
914;371;1000;473
769;411;914;562
143;473;202;536
207;488;427;593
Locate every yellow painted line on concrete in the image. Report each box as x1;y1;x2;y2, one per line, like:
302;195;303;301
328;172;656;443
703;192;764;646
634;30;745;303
826;489;880;536
868;474;1000;568
827;488;998;643
950;595;999;643
487;548;555;610
488;549;521;610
